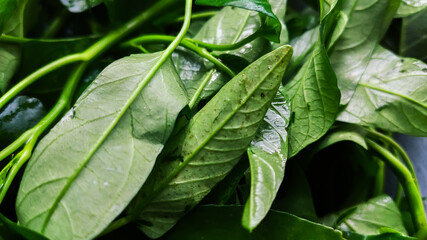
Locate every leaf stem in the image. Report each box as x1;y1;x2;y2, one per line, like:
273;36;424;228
123;35;235;77
367;140;427;233
366;129;418;186
174;10;218;22
0;0;176;110
189;69;214;109
0;129;34;162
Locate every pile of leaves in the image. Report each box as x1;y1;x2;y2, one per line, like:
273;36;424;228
0;0;426;239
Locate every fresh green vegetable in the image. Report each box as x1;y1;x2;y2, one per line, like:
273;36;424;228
0;0;426;239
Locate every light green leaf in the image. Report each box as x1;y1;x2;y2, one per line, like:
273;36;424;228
242;92;290;230
337;195;408;235
329;0;400;104
343;231;416;240
338;45;427;136
396;0;427;17
130;45;293;239
162;206;345;240
400;8;427;62
60;0;103;13
195;0;281;42
16;52;188;240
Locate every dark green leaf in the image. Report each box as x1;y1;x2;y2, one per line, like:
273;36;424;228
269;0;289;47
242;92;291;230
0;0;16;32
336;195;408;235
396;0;427;17
130;45;293;238
337;45;427;136
329;0;400;104
0;96;46;148
16;52;189;239
162;206;345;240
400;8;427;62
0;213;48;240
195;0;281;42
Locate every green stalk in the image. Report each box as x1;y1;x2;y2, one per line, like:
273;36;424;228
367;140;427;233
189;69;214;109
174;10;218;22
366;129;418;186
0;0;176;110
0;63;88;204
0;129;34;162
123;34;235;77
373;158;384;196
99;0;193;235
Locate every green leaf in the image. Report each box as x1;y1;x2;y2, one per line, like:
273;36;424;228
0;213;48;240
281;39;340;157
60;0;103;13
269;0;289;46
400;8;427;62
336;195;408;236
337;45;427;136
195;0;281;42
0;96;46;148
314;124;368;152
242;92;291;230
343;231;416;240
0;0;28;93
16;52;189;240
0;0;16;32
329;0;400;104
396;0;427;17
130;45;293;238
161;206;345;240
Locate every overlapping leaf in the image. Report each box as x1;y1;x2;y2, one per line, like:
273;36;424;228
242;92;291;230
130;45;293;238
60;0;103;13
400;8;427;62
338;45;427;136
330;0;400;104
396;0;427;17
16;52;188;240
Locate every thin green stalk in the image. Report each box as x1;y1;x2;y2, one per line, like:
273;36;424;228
123;35;235;77
0;63;88;204
373;158;384;196
395;184;403;206
42;9;69;38
367;140;427;232
366;129;418;186
91;0;194;236
189;69;214;109
0;129;34;162
175;10;218;22
0;0;176;111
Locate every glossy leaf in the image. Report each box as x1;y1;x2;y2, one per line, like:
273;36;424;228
337;195;408;235
314;124;368;152
400;8;427;62
60;0;103;13
195;0;281;42
131;45;293;238
330;0;400;104
242;92;291;230
162;206;345;240
0;96;46;148
16;52;189;240
396;0;427;17
337;45;427;136
0;213;48;240
343;231;416;240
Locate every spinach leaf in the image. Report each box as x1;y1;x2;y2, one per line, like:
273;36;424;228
195;0;281;42
16;52;188;240
60;0;103;13
336;195;408;235
242;92;291;230
0;0;16;32
337;45;427;136
400;8;427;62
130;45;292;238
270;0;289;47
0;0;28;93
0;213;48;240
314;124;368;152
162;206;345;240
396;0;427;17
330;0;400;105
343;231;416;240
